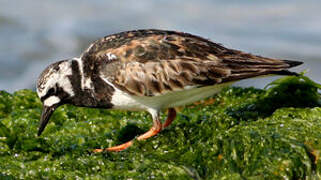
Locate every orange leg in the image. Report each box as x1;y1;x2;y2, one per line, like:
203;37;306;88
93;141;133;152
163;108;177;128
93;111;163;152
137;118;162;140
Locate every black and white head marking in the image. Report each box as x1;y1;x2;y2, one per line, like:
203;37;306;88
74;57;93;90
37;60;75;107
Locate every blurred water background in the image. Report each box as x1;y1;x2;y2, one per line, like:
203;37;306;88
0;0;320;92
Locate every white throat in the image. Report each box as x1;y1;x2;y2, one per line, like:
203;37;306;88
44;96;60;107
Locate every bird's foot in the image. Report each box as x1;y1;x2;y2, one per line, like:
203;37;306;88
93;108;177;152
93;126;162;153
93;140;134;152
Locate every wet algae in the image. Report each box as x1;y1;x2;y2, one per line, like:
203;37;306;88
0;75;321;179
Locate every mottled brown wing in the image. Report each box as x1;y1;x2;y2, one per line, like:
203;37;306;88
107;57;290;97
85;29;228;64
109;60;231;96
83;29;296;96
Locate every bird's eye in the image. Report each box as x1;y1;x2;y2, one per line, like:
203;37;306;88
48;88;55;95
40;87;55;102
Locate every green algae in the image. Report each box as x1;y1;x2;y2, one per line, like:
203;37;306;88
0;75;320;179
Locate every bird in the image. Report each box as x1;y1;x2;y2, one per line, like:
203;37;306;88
36;29;303;152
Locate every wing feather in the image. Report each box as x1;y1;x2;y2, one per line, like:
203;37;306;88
109;60;230;96
81;29;300;97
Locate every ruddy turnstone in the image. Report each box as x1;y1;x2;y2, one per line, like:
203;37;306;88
36;29;302;152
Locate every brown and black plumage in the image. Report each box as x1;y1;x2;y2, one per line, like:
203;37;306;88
82;29;301;97
36;29;302;152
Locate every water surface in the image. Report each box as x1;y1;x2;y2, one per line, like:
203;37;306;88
0;0;320;92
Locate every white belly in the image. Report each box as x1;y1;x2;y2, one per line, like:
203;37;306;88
111;83;231;111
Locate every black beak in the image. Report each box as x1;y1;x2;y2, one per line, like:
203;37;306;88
38;105;57;136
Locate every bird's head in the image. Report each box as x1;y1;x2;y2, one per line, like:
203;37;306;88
36;60;75;136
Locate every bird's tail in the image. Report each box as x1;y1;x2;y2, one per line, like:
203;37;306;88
281;59;303;68
271;59;303;76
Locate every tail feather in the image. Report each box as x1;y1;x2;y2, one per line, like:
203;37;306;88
221;57;303;82
281;59;303;68
271;59;303;76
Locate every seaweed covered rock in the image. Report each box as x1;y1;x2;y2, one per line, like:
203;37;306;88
0;75;320;179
